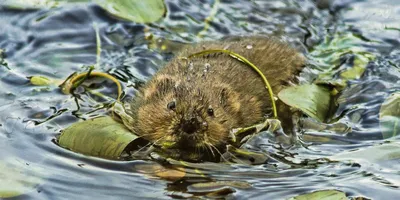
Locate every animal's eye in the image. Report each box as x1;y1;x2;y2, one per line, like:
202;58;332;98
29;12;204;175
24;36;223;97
207;107;214;116
167;101;176;111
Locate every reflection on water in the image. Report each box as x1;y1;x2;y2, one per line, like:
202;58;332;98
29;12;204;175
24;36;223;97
0;0;399;199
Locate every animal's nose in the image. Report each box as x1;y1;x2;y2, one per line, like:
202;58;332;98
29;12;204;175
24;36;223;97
181;117;200;134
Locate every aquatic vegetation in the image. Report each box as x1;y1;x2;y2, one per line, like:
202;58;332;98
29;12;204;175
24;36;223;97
0;0;166;23
58;116;145;160
379;92;400;139
0;0;399;199
278;84;333;122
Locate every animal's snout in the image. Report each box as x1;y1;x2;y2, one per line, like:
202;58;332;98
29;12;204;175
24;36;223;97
181;117;200;134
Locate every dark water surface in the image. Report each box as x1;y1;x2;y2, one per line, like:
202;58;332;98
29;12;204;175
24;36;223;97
0;0;399;199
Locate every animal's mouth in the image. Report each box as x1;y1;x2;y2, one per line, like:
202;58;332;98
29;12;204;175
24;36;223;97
176;132;205;148
180;118;201;135
158;135;221;162
178;115;208;135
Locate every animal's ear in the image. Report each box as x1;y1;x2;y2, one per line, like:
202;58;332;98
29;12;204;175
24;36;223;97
218;85;241;113
143;75;177;99
156;75;178;94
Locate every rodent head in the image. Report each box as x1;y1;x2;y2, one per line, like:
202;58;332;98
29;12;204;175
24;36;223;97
129;74;242;161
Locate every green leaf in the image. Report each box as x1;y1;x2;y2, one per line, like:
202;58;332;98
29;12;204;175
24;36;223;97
95;0;166;23
0;159;44;198
288;190;347;200
59;116;141;159
223;145;269;165
0;0;166;23
278;84;332;122
339;54;370;80
310;32;376;90
379;92;400;139
30;76;54;86
0;0;65;9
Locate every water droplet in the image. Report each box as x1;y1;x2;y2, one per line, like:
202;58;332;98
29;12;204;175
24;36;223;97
246;44;253;49
203;63;211;73
188;62;194;71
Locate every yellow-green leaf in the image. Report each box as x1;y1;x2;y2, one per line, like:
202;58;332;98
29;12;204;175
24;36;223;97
340;54;371;80
59;116;140;159
278;84;332;122
95;0;166;23
379;92;400;139
0;0;65;9
30;76;54;86
0;0;166;23
189;181;251;190
288;190;347;200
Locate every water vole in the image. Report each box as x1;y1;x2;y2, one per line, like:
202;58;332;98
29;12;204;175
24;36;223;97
122;37;305;161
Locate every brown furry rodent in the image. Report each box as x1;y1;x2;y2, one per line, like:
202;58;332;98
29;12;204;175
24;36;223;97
123;37;305;161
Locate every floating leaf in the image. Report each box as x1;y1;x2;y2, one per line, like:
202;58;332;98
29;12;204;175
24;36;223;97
288;190;347;200
310;32;375;91
59;116;144;159
331;142;400;163
30;76;54;86
95;0;166;23
0;0;67;9
222;145;269;165
0;159;44;198
0;0;166;23
278;84;332;122
379;92;400;139
340;54;371;80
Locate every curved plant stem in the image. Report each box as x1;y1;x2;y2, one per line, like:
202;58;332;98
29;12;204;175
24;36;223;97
197;0;220;38
69;71;123;101
186;49;278;118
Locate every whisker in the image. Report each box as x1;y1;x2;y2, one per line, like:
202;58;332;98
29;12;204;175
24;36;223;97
205;142;216;157
130;135;167;156
207;143;231;163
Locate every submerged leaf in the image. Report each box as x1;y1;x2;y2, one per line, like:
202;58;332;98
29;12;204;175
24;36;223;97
331;142;400;163
379;92;400;139
59;116;141;159
134;163;186;181
288;190;347;200
95;0;166;23
0;159;44;198
310;32;375;91
189;180;251;191
278;84;332;122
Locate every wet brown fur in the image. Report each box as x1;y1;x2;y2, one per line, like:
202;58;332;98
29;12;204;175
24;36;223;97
123;37;305;161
